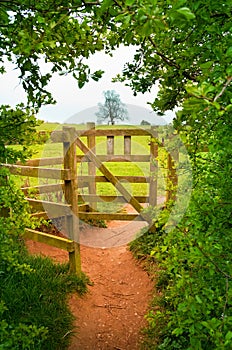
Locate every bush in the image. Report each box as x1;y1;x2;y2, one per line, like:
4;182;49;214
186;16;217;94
131;132;232;349
0;171;88;349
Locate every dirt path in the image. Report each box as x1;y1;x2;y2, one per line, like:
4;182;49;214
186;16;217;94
26;220;154;350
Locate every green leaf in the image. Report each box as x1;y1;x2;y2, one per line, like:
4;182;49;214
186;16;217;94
226;47;232;57
195;295;202;304
212;101;221;110
225;331;232;341
200;61;213;69
176;7;196;20
125;0;135;5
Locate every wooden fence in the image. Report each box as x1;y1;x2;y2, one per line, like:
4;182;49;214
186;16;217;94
1;123;179;274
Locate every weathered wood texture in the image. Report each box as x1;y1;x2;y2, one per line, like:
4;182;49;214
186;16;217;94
1;164;70;180
166;151;179;202
75;137;146;216
26;198;71;217
21;183;64;195
149;129;158;206
23;228;80;273
17;157;63;166
78;194;148;203
76;154;150;162
107;136;114;155
63;126;81;275
124;136;131;155
50;128;152;143
87;122;97;211
78;175;150;185
24;228;74;251
78;212;142;221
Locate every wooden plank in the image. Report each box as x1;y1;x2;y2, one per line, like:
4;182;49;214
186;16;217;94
50;128;152;143
63;127;81;276
78;203;90;211
23;228;75;252
17;157;63;166
107;136;114;155
124;136;131;155
79;129;152;137
78;212;142;221
30;204;89;218
76;155;150;163
166;151;179;202
21;183;64;195
50;130;70;143
68;242;81;274
63;127;80;244
78;175;150;185
149;130;158;206
78;194;149;203
75;137;149;221
87;122;97;211
26;198;71;217
30;212;49;219
1;164;70;180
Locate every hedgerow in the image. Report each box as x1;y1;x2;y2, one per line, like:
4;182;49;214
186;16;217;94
131;120;232;349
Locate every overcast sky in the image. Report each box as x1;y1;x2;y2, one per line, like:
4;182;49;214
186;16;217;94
0;46;173;124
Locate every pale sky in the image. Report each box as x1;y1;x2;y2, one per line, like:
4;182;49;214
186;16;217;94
0;46;174;124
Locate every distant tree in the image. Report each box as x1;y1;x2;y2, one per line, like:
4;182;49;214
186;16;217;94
140;120;151;126
96;90;128;125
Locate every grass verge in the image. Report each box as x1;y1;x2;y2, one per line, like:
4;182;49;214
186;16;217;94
0;238;88;350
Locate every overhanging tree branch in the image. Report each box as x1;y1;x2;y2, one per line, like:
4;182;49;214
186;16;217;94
148;36;198;82
214;76;232;102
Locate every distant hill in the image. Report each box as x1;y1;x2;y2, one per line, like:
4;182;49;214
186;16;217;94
67;104;174;125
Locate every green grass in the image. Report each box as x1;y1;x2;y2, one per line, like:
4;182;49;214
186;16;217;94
1;239;88;350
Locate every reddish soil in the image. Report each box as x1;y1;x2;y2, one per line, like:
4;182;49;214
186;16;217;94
26;217;154;350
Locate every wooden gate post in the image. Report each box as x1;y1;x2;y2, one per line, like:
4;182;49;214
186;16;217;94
124;135;131;155
166;138;179;203
63;126;81;276
107;135;115;155
149;128;158;206
86;122;97;211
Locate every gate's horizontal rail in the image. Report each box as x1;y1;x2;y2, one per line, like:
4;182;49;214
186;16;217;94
51;128;152;142
23;228;75;252
78;212;143;221
78;194;148;203
21;183;64;195
31;211;49;219
23;228;80;274
77;155;150;162
30;204;88;220
27;198;71;217
1;164;70;180
15;154;151;167
78;175;150;185
17;157;64;166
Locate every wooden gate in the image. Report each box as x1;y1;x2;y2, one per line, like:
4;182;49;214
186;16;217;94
50;123;178;224
1;123;179;274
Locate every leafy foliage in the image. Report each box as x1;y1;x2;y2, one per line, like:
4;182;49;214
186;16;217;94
96;90;128;125
0;173;88;349
0;0;105;109
1;1;232;348
0;104;41;163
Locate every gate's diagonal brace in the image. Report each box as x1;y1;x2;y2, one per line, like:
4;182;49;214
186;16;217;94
75;137;151;223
